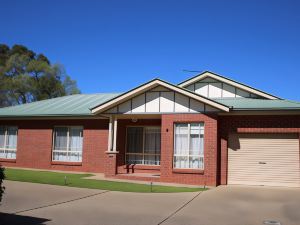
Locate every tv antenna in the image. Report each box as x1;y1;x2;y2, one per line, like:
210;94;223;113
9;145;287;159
182;69;202;73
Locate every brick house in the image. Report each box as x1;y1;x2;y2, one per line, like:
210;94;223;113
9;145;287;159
0;71;299;187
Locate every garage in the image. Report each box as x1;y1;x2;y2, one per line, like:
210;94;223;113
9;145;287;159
228;133;300;187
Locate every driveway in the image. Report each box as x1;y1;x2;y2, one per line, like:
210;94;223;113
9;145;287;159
0;181;300;225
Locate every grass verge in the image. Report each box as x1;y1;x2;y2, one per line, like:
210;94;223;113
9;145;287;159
5;168;207;193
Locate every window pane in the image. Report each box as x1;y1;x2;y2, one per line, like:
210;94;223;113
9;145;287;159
0;126;5;149
189;156;203;169
126;154;143;164
0;126;18;159
6;126;18;149
0;149;5;158
53;151;67;161
5;149;17;159
190;123;200;156
68;151;82;162
174;124;188;155
53;127;83;162
174;123;204;169
144;154;160;165
69;127;83;152
199;134;204;155
144;127;160;154
53;151;82;162
54;127;68;150
174;156;188;169
126;127;143;153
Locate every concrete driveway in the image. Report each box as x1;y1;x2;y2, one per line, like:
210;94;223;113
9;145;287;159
0;181;300;225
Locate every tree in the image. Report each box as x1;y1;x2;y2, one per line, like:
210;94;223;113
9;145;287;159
0;44;80;107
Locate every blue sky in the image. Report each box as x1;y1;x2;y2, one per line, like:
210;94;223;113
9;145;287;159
1;0;300;100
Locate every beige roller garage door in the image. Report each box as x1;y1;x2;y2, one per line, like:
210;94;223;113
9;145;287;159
228;133;300;187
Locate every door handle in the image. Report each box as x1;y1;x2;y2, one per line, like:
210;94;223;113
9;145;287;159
258;161;266;164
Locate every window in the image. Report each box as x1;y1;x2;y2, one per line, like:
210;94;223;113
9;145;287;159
0;126;18;159
174;123;204;169
52;126;83;162
126;126;161;165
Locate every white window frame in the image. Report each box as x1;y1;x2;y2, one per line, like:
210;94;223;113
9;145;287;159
52;126;83;162
173;123;204;169
125;126;161;165
0;126;18;159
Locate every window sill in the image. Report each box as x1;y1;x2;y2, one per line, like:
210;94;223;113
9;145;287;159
0;158;16;163
51;161;82;166
172;168;204;174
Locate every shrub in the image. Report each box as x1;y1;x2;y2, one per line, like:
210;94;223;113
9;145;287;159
0;166;5;202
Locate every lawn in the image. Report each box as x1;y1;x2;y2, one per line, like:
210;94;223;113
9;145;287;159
4;168;206;193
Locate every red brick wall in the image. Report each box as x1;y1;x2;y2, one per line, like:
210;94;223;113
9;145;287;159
218;115;300;185
2;114;298;186
0;119;108;172
160;113;218;186
104;153;118;177
219;137;228;185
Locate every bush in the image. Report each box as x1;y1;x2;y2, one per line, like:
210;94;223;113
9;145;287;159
0;166;5;202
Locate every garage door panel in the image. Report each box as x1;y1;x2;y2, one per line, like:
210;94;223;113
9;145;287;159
228;133;300;187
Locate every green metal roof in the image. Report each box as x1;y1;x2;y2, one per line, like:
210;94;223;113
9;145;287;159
0;92;299;118
215;98;300;110
0;93;120;117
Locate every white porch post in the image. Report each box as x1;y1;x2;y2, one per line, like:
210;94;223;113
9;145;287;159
107;116;118;153
105;115;118;177
112;117;118;152
107;116;113;152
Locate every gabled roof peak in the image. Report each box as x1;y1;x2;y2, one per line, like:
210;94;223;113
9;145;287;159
91;78;230;114
178;71;280;100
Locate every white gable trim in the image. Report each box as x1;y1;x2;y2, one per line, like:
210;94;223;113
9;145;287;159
178;71;279;100
91;79;229;114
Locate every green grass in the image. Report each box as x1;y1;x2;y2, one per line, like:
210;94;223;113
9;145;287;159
4;168;206;193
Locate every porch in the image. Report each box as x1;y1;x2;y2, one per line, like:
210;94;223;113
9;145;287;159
106;115;162;177
104;114;215;186
96;80;221;186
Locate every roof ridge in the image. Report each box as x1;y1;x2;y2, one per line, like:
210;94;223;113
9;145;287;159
75;92;122;95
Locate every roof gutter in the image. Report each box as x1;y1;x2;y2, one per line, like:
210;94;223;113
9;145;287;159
0;115;109;120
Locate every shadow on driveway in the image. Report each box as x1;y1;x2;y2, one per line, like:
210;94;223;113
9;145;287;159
0;212;50;225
